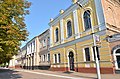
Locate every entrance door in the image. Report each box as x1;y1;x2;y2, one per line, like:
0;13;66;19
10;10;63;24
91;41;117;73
69;52;74;71
116;56;120;68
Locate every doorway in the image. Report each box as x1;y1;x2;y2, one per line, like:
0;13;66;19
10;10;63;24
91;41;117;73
114;49;120;69
68;51;74;71
116;56;120;68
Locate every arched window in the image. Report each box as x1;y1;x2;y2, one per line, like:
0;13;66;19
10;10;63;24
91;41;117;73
67;21;72;37
55;28;59;42
83;10;91;30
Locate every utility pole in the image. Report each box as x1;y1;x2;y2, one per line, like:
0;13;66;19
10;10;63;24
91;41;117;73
76;2;101;79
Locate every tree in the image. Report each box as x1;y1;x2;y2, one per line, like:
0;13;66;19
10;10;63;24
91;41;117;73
0;0;31;64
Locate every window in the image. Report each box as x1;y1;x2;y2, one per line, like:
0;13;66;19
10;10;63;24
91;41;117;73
83;10;91;30
33;41;35;52
43;39;46;47
40;56;41;62
58;53;61;63
55;28;59;42
39;41;42;48
48;54;50;62
84;48;90;61
31;43;32;52
44;55;46;62
116;49;120;54
47;37;50;46
93;46;100;60
67;21;72;37
54;54;57;63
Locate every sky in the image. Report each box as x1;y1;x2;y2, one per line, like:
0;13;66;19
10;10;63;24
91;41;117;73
21;0;72;47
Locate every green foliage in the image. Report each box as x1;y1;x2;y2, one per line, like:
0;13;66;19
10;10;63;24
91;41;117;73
0;0;31;64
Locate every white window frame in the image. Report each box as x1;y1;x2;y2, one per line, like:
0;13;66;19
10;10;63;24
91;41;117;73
53;54;55;64
83;47;90;67
65;18;73;38
113;48;120;69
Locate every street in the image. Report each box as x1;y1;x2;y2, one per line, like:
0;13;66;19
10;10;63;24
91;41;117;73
0;69;120;79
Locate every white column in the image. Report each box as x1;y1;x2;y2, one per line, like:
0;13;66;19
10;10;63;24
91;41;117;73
73;9;80;39
35;37;40;66
50;26;53;47
94;0;106;30
60;19;64;43
53;54;55;63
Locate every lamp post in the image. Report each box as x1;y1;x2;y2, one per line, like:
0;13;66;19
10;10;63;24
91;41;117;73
76;2;101;79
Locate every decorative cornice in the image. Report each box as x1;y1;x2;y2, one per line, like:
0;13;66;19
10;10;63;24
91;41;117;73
49;0;89;26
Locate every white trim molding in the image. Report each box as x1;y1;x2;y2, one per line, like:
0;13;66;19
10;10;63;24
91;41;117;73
60;19;64;43
113;48;120;69
94;0;106;30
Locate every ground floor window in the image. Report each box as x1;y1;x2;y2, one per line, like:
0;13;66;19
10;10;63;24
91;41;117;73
53;53;61;64
44;55;46;62
58;53;61;63
53;54;57;63
92;46;100;60
84;48;90;61
48;54;50;62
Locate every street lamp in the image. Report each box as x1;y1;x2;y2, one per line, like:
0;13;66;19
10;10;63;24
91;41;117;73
76;2;101;79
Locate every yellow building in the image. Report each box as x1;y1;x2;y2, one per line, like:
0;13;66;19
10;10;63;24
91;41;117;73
49;0;120;74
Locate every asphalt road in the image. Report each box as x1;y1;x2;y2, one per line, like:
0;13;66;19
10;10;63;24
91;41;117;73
0;69;83;79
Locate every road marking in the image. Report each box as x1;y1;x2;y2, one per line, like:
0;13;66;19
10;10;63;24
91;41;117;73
16;70;83;79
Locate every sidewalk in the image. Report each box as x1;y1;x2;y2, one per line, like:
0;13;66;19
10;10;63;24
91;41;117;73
32;70;120;79
6;69;120;79
0;67;9;73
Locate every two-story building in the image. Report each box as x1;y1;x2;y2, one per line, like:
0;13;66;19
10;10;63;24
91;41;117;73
49;0;120;74
26;36;40;70
38;29;50;69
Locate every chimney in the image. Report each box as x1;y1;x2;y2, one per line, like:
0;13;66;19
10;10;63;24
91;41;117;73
60;9;64;14
72;0;77;4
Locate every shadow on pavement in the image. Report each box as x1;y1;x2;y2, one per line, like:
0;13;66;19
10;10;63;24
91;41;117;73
0;69;22;79
63;71;74;74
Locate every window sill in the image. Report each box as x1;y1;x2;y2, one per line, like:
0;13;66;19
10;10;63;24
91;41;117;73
66;35;74;40
54;41;60;44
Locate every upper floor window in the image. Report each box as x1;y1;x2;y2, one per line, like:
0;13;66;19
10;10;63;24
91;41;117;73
39;41;42;48
43;39;46;47
47;37;50;46
67;21;72;37
83;10;91;30
55;28;59;42
33;41;35;52
31;43;32;52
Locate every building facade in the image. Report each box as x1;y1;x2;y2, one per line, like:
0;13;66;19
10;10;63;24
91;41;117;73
26;36;40;69
38;29;50;69
9;47;26;69
9;55;16;68
49;0;120;74
20;45;27;69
